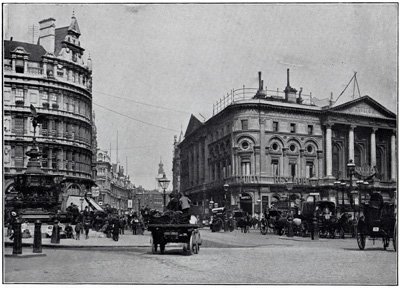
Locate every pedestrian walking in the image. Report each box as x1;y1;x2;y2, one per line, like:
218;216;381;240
112;216;120;241
132;216;138;235
75;222;82;240
8;211;18;240
84;218;91;239
119;216;125;235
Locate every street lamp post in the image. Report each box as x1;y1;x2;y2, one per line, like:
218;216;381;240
223;183;229;232
79;197;84;211
286;181;294;237
158;173;170;212
347;160;357;233
309;175;319;240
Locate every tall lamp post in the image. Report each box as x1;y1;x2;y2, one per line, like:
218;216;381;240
309;175;319;240
158;173;170;212
347;160;357;231
356;180;369;215
223;183;229;232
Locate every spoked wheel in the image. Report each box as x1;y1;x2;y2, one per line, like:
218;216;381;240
356;228;366;250
192;233;199;254
260;225;268;235
186;234;194;255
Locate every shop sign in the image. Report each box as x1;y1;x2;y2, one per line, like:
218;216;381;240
91;186;100;197
240;195;251;200
274;176;310;185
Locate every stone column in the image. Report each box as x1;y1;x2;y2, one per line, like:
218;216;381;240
43;59;48;76
53;61;58;77
24;56;29;73
299;149;305;178
325;124;333;177
11;55;16;72
370;128;377;167
260;118;267;176
317;150;324;179
349;125;356;163
391;131;396;182
63;67;67;80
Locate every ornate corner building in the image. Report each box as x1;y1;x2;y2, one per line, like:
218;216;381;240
175;71;397;216
3;15;96;211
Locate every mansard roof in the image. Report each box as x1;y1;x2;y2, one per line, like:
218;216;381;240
326;95;396;119
184;114;203;138
4;40;46;62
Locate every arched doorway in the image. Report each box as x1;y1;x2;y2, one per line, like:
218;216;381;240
240;192;252;215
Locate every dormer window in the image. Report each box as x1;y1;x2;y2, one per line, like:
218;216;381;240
15;59;24;73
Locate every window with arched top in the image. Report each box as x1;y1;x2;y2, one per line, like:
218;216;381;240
354;146;362;167
332;144;340;179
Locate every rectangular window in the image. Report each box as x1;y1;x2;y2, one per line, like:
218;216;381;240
290;163;297;177
15;89;24;101
51;93;57;102
30;92;38;103
14;117;24;137
241;160;251;176
290;123;296;133
306;161;314;178
4;88;11;102
15;59;24;73
42;91;49;101
273;121;279;132
241;119;248;130
308;125;313;135
15;146;24;167
271;160;279;176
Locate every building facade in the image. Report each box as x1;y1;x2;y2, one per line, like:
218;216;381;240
176;71;397;217
4;15;95;211
95;149;134;213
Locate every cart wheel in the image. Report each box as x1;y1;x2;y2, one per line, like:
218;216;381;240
185;234;193;255
356;227;366;250
193;233;199;254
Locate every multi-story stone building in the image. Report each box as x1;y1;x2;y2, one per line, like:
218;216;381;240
3;14;95;211
176;70;397;217
96;149;135;211
95;149;134;213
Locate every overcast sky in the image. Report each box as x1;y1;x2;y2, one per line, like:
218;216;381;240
4;3;398;189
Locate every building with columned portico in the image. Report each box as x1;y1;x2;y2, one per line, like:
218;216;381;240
174;70;396;217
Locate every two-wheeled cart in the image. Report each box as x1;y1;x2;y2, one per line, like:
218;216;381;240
147;223;202;255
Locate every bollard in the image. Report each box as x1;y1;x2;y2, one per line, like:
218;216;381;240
33;220;42;253
287;214;294;237
51;221;60;244
311;212;319;240
12;219;22;255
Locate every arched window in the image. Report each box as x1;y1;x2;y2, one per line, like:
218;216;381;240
376;148;384;180
354;146;362;167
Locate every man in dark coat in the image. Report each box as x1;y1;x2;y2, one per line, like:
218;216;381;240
112;216;120;241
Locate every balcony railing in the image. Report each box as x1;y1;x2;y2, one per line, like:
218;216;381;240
27;67;43;75
213;87;314;115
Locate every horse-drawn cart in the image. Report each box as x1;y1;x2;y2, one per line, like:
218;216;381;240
356;192;396;251
148;223;202;255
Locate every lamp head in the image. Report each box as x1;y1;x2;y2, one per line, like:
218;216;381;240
223;183;229;192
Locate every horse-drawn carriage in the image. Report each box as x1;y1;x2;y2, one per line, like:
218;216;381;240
301;200;338;238
356;192;396;251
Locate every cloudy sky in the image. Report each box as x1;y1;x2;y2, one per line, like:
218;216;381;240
4;3;398;189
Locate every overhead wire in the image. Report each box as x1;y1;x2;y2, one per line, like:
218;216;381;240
93;102;180;133
93;90;191;115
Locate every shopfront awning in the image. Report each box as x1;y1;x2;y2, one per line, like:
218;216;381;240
86;197;104;212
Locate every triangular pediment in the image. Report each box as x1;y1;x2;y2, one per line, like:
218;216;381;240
184;115;203;137
329;96;396;119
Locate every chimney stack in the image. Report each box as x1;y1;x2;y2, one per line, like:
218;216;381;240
284;68;297;103
38;18;56;53
254;71;266;99
258;71;262;90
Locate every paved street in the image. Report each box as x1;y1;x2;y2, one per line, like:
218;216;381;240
4;227;397;285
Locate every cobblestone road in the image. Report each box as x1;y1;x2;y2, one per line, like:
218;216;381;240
4;228;397;284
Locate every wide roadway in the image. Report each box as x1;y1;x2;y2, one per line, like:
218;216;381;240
4;227;397;284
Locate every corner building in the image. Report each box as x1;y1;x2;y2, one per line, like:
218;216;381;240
3;15;95;211
177;71;397;217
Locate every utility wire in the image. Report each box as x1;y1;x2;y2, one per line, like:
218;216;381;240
93;102;180;133
93;90;191;115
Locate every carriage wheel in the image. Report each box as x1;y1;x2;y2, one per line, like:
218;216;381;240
261;226;268;235
244;225;249;233
356;229;366;250
193;233;199;254
185;234;193;255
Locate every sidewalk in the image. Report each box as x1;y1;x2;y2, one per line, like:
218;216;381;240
4;228;155;249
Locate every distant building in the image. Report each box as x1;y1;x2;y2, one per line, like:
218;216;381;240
95;149;134;213
176;70;396;217
4;14;96;211
172;132;183;193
